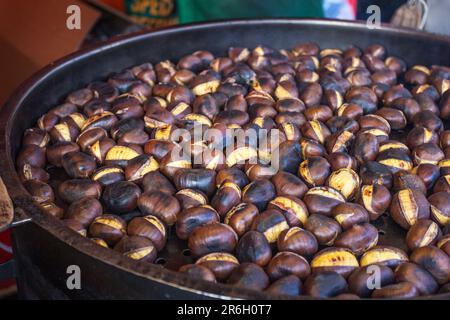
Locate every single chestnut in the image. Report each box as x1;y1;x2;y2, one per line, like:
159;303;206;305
176;205;220;240
40;202;64;219
277;227;318;257
242;179;276;211
23;180;54;204
311;247;359;278
360;246;408;268
371;282;419;298
357;184;392;221
178;264;216;282
271;171;308;198
410;246;450;285
88;214;127;246
428;191;450;227
173;168;216;197
58;179;102;203
390;189;430;230
114;235;157;263
215;167;249;189
62;219;87;237
227;262;269;290
251;209;289;244
235;231;272;267
195;252;239;281
127;215;167;251
266;251;311;281
406;219;441;251
223;202;259;237
433;174;450;193
304;214;341;246
395;262;439;296
91;165;125;186
331;203;370;230
61;151;97;178
304;271;348;298
303;187;345;216
102;181;141;215
326;168;360;200
348;265;395;298
188;223;238;257
359;161;393;189
265;275;302;296
392;170;427;195
210;181;241;217
65;197;102;227
298;156;331;187
267;196;308;227
175;188;208;210
138;190;180;226
16;145;46;169
334;223;379;256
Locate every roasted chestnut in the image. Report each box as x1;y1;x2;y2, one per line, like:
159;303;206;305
242;179;276;211
298;156;331;187
127;215;167;251
23;180;54;204
304;214;342;246
410;246;450;285
265;275;302;296
176;205;220;240
178;264;216;282
195;252;239;281
311;247;359;278
58;179;102;203
138;190;180;225
334;223;379;255
360;246;408;268
102;181;142;215
428;191;450;227
65;197;102;227
390;189;430;230
211;181;241;217
227;262;270;290
267;196;308;227
331;203;369;230
251;209;289;244
114;235;157;263
406;219;441;251
88;214;126;246
303;187;345;216
326;168;360;200
371;282;419;298
271;171;308;198
395;262;439;296
223;202;259;237
235;231;272;267
266;251;311;281
277;227;318;257
348;265;395;298
357;184;392;221
304;271;348;298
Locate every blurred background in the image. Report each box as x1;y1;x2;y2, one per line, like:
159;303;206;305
0;0;449;298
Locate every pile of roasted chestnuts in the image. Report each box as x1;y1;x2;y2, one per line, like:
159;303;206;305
16;41;450;299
